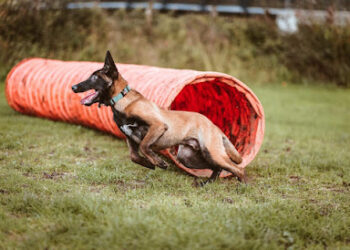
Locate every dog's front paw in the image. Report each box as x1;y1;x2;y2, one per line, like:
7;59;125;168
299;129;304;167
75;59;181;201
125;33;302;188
157;160;168;170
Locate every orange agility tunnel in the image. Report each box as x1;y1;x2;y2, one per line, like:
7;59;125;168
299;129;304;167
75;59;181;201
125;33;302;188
6;58;265;177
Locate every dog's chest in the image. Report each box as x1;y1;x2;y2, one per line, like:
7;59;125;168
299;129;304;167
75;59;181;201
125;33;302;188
111;107;148;142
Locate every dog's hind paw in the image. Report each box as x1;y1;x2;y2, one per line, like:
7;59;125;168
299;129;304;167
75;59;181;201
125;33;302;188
192;179;207;187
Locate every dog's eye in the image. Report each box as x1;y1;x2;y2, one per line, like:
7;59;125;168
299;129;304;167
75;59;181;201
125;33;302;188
92;75;98;81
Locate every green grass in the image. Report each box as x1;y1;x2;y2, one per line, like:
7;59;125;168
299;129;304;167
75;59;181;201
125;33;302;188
0;83;349;249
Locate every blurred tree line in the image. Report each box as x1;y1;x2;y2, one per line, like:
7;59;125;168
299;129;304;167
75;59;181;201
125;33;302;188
0;0;349;86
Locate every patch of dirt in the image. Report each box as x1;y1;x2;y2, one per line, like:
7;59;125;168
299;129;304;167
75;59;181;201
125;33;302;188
89;185;106;193
289;175;305;184
222;197;234;204
323;184;349;193
326;187;347;193
342;181;350;187
285;147;291;152
22;172;35;178
0;189;9;194
6;231;25;242
114;179;147;191
42;171;70;180
319;204;334;216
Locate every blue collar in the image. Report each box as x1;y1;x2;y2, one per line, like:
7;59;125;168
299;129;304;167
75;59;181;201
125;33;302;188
110;85;131;105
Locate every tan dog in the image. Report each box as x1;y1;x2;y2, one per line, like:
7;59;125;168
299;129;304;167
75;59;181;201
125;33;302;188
72;51;245;184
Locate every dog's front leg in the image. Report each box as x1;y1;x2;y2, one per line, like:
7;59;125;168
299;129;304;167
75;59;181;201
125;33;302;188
139;123;168;169
126;138;155;170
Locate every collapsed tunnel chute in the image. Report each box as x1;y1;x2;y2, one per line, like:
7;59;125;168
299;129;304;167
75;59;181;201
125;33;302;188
5;58;265;177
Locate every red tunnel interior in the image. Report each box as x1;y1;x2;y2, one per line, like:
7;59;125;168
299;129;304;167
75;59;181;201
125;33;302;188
170;79;257;158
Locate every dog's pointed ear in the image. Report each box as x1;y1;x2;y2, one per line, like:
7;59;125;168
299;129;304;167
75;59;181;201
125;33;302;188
103;50;119;79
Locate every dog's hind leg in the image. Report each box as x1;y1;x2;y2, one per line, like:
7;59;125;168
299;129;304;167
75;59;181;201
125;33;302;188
177;143;222;186
198;133;245;181
201;146;245;182
177;144;211;169
198;169;222;187
222;136;242;164
126;138;155;170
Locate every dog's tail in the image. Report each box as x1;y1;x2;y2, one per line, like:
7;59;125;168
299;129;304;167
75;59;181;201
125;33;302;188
222;136;243;164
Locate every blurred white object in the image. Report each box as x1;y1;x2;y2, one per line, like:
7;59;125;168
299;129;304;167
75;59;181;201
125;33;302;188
276;10;298;33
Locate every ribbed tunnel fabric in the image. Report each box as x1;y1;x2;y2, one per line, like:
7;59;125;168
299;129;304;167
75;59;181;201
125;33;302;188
6;58;264;177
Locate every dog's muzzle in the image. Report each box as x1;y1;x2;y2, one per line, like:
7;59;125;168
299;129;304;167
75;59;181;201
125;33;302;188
71;85;79;93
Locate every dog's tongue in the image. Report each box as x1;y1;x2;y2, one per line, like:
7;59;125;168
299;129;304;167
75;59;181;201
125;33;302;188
80;91;99;105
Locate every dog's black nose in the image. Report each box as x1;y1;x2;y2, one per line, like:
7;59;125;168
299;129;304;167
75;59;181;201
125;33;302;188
72;85;78;93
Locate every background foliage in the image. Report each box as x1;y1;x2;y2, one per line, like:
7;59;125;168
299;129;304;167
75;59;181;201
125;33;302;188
1;1;349;86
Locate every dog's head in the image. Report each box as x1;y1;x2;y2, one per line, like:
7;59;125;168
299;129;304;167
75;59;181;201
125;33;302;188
72;51;119;106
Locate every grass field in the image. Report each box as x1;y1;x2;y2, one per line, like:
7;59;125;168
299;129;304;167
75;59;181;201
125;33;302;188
0;82;349;249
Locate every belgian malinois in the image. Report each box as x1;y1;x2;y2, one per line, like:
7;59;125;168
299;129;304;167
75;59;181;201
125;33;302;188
72;51;245;184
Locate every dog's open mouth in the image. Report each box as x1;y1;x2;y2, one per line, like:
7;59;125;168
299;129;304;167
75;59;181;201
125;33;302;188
80;90;100;106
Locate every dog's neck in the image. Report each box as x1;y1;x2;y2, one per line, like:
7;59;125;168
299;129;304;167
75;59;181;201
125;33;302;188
111;75;128;97
110;76;141;111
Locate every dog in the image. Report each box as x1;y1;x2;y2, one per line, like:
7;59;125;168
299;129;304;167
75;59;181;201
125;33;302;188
72;51;245;184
